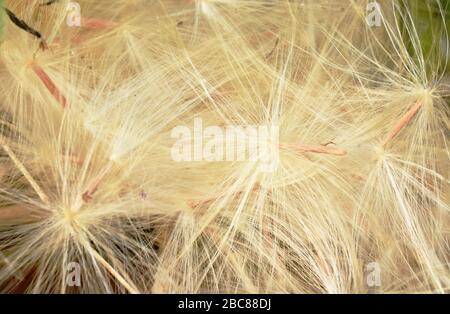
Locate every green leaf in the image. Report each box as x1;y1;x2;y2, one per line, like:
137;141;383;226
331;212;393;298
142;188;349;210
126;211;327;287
401;0;450;75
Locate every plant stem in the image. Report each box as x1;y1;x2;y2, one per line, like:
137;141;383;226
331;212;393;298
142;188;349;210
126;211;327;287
383;98;423;146
32;64;68;108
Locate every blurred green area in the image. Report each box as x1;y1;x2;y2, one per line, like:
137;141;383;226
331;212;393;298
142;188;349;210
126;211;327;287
402;0;450;75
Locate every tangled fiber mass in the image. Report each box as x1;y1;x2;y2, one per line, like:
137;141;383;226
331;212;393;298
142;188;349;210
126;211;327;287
0;0;449;293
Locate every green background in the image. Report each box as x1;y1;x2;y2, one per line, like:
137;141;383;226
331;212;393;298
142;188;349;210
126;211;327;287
403;0;450;75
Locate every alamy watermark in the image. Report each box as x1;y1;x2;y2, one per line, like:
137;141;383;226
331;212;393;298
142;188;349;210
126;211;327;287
67;2;81;27
366;1;382;27
66;262;81;287
171;118;279;172
366;261;381;288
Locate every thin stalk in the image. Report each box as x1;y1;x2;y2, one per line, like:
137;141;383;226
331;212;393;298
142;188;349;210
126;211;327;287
383;98;423;145
280;143;347;156
32;64;68;108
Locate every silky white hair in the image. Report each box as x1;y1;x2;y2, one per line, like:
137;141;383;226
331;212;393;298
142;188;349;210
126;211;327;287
0;0;448;293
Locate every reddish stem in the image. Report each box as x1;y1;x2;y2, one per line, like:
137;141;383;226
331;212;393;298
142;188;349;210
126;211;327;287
82;161;114;202
190;185;260;209
32;64;68;108
280;143;346;156
384;98;423;145
81;18;118;30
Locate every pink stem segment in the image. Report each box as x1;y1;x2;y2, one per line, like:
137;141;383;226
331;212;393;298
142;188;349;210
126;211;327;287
81;18;118;30
32;64;68;108
280;143;346;156
82;161;114;202
384;98;423;145
189;185;260;209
